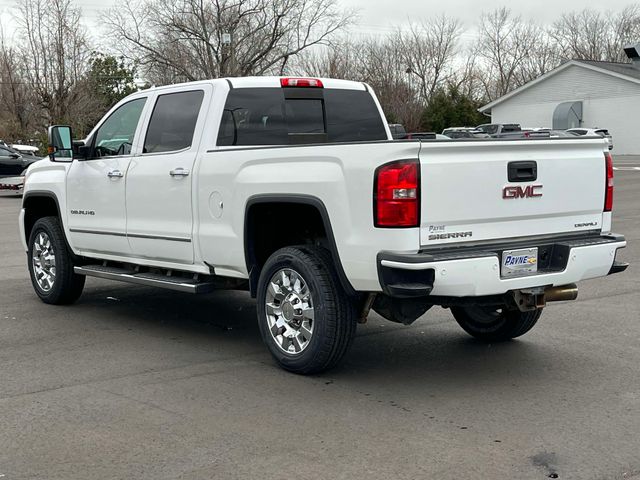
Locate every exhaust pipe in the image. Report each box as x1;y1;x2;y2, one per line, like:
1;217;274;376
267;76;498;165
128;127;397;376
512;284;578;311
545;284;578;302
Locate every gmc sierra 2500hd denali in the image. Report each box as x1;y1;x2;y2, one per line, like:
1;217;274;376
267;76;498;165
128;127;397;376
20;76;628;374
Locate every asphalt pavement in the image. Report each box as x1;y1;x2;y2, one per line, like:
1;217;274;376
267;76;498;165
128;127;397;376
0;164;638;480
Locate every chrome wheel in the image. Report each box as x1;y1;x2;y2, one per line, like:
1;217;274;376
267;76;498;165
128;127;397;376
265;268;315;355
32;231;56;292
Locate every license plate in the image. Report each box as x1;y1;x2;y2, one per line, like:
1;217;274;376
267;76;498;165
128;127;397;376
501;247;538;278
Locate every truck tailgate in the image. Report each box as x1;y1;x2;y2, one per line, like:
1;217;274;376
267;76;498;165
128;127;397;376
419;139;608;246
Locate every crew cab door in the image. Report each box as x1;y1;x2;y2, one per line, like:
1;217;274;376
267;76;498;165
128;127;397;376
66;97;148;255
125;86;210;264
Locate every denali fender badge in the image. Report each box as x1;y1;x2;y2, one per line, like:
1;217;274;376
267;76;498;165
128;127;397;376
502;185;543;199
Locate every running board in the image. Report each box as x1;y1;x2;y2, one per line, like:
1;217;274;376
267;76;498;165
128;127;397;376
74;265;216;294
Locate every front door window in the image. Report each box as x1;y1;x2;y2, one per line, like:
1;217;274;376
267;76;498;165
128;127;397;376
93;98;147;158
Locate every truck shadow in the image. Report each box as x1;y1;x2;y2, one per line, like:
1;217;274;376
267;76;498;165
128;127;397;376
78;283;592;383
73;282;592;393
78;283;263;343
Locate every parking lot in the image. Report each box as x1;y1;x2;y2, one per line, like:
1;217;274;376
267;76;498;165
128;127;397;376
0;162;638;480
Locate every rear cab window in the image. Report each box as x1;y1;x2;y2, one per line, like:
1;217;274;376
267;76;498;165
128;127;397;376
217;87;387;146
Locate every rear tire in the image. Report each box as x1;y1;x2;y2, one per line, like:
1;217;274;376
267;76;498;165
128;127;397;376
27;216;85;305
256;246;357;374
451;305;542;342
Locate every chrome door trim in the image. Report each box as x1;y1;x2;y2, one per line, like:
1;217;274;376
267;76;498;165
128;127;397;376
69;228;191;243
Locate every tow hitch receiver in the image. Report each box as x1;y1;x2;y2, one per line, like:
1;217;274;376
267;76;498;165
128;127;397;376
512;284;578;312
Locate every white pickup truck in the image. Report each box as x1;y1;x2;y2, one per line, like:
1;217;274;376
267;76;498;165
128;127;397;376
20;76;628;374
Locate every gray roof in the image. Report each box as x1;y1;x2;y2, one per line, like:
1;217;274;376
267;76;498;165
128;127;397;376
480;59;640;112
577;60;640;81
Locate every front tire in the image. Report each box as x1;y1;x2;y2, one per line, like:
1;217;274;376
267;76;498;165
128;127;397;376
256;246;357;374
451;305;542;342
28;216;85;305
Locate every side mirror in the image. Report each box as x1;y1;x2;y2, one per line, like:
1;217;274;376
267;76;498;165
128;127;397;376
72;140;90;160
48;125;73;162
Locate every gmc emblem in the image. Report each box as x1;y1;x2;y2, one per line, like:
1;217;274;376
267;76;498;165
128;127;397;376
502;185;543;199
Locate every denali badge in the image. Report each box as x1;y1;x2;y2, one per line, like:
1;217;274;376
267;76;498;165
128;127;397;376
502;185;543;199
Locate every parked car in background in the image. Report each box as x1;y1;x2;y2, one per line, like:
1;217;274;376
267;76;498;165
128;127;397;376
0;145;42;176
476;123;521;137
0;174;25;195
442;127;490;139
528;128;576;138
566;128;613;150
404;132;436;140
476;123;550;139
388;123;407;139
11;144;41;156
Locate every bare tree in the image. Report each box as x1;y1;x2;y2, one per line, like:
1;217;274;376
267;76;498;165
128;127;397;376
298;16;462;130
15;0;96;132
298;38;423;130
103;0;354;84
448;55;487;103
475;8;545;100
550;5;640;62
517;35;562;86
396;16;462;104
0;26;35;140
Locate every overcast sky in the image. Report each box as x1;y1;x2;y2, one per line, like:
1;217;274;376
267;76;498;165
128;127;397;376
0;0;637;40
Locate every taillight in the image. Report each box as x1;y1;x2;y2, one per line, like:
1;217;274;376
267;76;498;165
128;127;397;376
604;152;614;212
280;77;323;88
374;160;419;227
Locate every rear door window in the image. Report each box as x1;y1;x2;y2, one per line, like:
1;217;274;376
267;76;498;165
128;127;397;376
144;90;204;154
217;87;387;146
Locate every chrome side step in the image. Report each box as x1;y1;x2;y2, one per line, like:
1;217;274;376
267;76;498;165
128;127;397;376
74;265;216;294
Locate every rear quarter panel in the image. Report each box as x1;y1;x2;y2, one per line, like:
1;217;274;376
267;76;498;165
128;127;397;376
195;141;422;291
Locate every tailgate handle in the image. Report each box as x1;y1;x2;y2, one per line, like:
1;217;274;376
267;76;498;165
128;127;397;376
508;161;537;182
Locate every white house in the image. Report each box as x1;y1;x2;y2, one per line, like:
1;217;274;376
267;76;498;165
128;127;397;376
480;48;640;155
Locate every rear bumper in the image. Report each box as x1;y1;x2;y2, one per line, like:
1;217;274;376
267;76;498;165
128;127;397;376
377;233;627;298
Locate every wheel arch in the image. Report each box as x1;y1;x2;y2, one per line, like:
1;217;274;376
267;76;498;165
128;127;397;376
244;194;355;298
22;191;63;245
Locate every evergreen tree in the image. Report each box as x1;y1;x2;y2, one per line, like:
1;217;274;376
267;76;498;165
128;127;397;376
421;85;486;133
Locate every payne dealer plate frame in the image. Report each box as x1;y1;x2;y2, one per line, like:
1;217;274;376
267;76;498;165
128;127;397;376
501;247;539;278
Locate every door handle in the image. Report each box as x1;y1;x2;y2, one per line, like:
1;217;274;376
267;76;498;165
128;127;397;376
169;168;190;177
107;170;124;178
